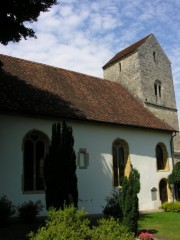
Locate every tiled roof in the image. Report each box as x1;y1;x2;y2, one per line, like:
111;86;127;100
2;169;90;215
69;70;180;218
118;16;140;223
0;53;174;132
103;34;151;69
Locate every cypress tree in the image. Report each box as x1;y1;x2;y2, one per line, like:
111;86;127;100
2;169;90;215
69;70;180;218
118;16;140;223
44;121;78;210
121;165;140;235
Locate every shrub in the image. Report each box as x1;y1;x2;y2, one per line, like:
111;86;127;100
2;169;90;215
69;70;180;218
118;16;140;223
0;195;16;224
168;162;180;184
29;205;135;240
160;201;180;212
18;200;43;222
28;205;90;240
103;165;140;235
90;217;134;240
121;166;140;235
103;188;122;218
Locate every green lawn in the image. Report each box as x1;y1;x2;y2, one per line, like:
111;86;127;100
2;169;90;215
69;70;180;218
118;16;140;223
138;212;180;240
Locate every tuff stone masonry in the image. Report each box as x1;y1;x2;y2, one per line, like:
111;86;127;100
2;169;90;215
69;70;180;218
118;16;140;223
103;34;180;162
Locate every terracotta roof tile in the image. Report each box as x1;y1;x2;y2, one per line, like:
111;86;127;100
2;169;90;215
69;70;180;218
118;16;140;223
103;34;151;69
0;54;174;132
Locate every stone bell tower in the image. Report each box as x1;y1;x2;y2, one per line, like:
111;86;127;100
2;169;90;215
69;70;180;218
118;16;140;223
103;33;180;162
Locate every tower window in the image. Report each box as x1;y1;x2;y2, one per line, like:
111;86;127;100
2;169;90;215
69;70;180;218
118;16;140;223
119;62;122;72
154;84;157;96
154;80;162;103
153;51;156;62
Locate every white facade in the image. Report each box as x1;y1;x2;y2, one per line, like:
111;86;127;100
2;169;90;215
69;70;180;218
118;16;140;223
0;114;173;215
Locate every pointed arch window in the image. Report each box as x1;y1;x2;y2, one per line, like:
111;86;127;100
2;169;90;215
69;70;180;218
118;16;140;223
23;130;49;192
112;139;130;187
156;143;169;171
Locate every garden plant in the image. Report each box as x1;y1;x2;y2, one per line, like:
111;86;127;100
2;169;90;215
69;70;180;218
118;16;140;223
18;200;43;223
0;195;15;225
160;201;180;212
103;165;140;235
136;232;154;240
28;205;135;240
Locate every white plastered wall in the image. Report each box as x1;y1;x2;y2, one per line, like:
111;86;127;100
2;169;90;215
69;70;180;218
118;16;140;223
0;114;173;215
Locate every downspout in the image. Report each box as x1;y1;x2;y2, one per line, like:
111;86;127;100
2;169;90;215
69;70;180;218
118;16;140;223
170;131;176;168
170;132;176;201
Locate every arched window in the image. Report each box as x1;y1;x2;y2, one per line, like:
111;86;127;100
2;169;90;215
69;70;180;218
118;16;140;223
159;179;168;203
23;130;49;192
112;139;130;187
156;143;169;171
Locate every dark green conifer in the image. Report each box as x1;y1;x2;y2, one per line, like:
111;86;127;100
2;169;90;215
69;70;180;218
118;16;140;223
121;165;140;235
44;121;78;210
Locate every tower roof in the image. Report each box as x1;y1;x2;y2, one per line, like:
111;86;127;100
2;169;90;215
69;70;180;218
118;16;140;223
103;34;152;69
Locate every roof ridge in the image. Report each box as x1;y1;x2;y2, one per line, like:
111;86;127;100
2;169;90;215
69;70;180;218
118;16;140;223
103;33;152;69
0;53;102;81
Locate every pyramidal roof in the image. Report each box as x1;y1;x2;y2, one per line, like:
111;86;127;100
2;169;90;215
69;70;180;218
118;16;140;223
0;53;174;132
103;34;152;69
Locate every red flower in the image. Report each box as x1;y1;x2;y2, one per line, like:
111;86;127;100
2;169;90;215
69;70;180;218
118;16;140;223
138;232;154;240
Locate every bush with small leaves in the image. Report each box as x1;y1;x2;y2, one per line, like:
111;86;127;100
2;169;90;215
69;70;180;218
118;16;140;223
0;195;15;224
160;201;180;212
18;200;43;223
103;188;123;218
168;162;180;184
28;205;90;240
90;217;134;240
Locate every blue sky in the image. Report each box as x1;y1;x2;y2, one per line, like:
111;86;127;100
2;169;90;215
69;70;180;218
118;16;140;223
0;0;180;126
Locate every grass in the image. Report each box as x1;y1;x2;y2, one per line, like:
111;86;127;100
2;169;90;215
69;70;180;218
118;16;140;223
0;212;179;240
138;212;180;240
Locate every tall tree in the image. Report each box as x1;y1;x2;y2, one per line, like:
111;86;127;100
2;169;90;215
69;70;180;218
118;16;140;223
0;0;57;45
44;122;78;210
61;121;78;208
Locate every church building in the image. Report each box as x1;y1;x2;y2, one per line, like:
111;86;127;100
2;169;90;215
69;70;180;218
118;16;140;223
0;34;178;215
